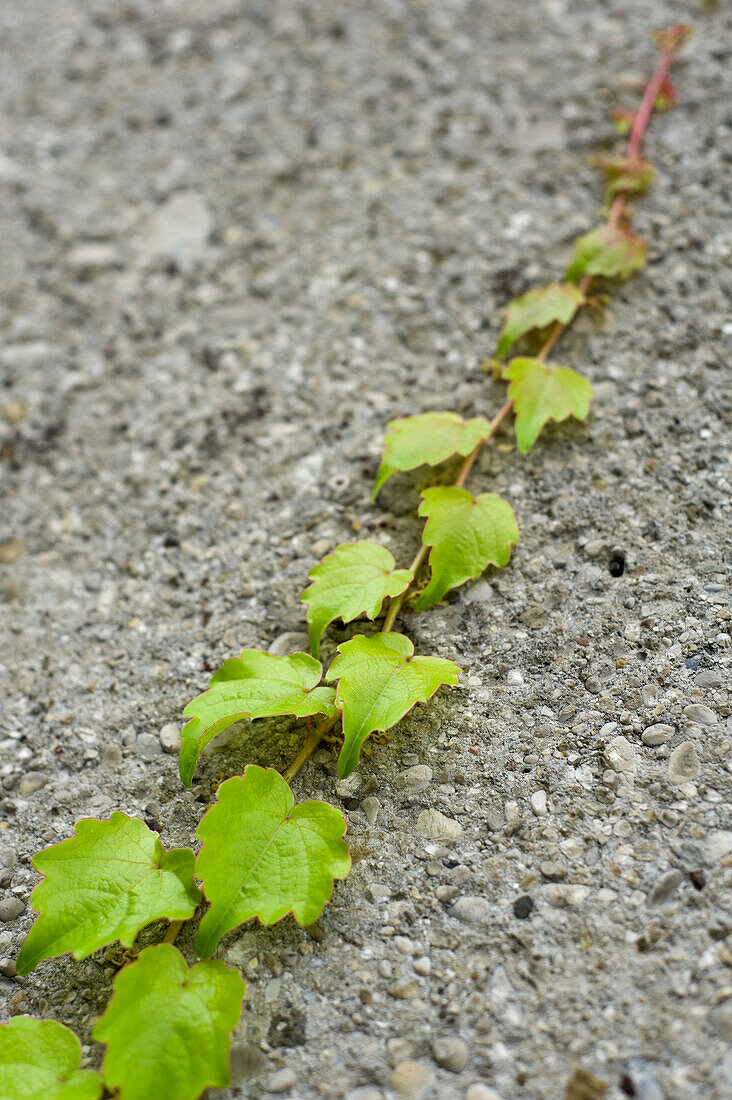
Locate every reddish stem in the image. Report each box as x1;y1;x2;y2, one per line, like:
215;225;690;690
627;47;676;158
609;36;684;227
379;29;687;636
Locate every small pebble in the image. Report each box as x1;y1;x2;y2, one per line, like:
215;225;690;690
136;733;162;758
683;704;716;725
367;884;392;903
136;190;212;266
266;1067;297;1093
268;631;309;657
335;773;362;799
159;722;182;754
542;884;589;908
604;736;636;776
0;846;17;888
668;742;700;784
530;790;548;816
0;897;24;922
436;885;459;903
394;765;432;791
229;1043;268;1085
8;988;31;1017
539;861;567;881
451;896;490;924
0;958;17;978
389;979;420;1000
513;895;534;919
642;723;673;746
102;745;123;771
466;1087;503;1100
414;957;431;976
647;869;684;905
346;1089;383;1100
361;796;380;825
3;400;26;424
707;831;732;862
432;1037;468;1073
391;1061;434;1099
504;801;522;830
19;772;49;796
0;539;26;564
416;809;462;840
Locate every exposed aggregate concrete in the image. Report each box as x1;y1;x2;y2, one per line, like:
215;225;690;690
1;2;731;1098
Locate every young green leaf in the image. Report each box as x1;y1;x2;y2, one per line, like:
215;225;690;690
0;1017;102;1100
195;765;350;957
566;224;646;282
654;77;678;110
612;108;635;135
414;487;518;610
16;814;199;976
496;282;585;358
594;153;654;203
302;540;413;657
374;411;493;497
179;650;336;786
93;944;244;1100
502;357;593;454
327;633;460;778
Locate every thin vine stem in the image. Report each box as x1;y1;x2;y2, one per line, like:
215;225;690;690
283;714;340;783
609;35;682;225
375;35;685;637
163;919;185;945
280;28;690;782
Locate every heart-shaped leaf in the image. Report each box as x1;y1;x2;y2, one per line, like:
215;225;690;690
0;1017;101;1100
179;650;336;786
16;814;199;975
496;282;585;357
302;540;413;656
566;224;646;282
327;633;460;778
93;944;244;1100
502;357;593;453
195;766;350;957
374;411;493;497
414;486;518;610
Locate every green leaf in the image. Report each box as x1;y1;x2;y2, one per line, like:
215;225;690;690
195;766;350;957
302;541;413;657
374;411;493;497
0;1017;102;1100
16;814;199;976
93;944;244;1100
496;282;585;357
179;650;337;786
503;357;593;454
566;224;646;282
414;487;518;610
612;109;635;135
327;633;460;778
593;154;654;203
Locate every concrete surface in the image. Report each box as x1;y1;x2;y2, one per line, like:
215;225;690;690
1;2;730;1098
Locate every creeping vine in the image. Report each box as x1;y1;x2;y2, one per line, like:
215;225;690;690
1;26;691;1100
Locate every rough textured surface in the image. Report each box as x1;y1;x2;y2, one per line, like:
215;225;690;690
1;2;730;1099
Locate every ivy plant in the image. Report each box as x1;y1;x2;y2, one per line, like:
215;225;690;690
3;25;690;1099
